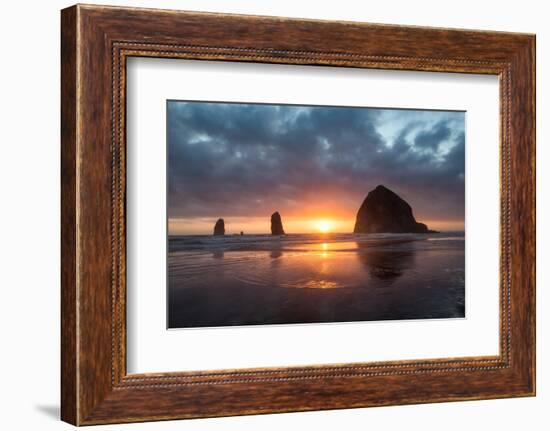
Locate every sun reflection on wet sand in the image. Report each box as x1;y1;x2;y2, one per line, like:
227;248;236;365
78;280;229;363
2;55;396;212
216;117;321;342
291;241;359;253
298;280;343;289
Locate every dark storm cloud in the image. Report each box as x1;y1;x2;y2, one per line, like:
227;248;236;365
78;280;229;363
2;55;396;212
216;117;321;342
167;101;465;222
413;120;452;151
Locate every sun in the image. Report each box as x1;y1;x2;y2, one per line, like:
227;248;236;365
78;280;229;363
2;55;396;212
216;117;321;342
316;219;332;233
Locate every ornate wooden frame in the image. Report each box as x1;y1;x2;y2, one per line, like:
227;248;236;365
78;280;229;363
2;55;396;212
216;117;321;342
61;4;535;425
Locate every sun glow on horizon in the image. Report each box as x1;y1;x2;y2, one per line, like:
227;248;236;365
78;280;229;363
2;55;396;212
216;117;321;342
315;219;333;233
168;216;464;235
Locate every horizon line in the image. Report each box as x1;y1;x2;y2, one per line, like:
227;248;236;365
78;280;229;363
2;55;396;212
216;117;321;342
168;230;464;236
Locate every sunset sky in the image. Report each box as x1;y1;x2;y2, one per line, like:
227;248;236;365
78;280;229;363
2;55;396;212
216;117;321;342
167;101;465;235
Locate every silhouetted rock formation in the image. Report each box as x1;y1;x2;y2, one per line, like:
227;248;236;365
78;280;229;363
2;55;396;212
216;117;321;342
271;212;285;235
353;185;435;234
213;218;225;236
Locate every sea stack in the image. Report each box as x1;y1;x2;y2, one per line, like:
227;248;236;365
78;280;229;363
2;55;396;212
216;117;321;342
353;185;434;234
271;212;285;235
213;218;225;236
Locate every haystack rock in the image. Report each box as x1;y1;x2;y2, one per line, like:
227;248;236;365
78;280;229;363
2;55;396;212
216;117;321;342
353;185;435;234
213;218;225;236
271;212;285;235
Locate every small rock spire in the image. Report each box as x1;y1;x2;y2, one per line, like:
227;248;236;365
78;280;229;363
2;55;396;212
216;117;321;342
271;212;285;235
213;218;225;236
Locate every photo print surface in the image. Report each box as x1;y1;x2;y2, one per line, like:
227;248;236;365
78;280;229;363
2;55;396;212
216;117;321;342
167;100;465;329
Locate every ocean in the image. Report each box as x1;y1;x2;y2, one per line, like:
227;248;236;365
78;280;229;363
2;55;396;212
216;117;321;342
168;232;465;328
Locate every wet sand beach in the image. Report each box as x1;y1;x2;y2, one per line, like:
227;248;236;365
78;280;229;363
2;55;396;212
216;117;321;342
168;232;465;328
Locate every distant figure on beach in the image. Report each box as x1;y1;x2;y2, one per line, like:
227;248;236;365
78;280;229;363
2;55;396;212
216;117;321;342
213;218;225;236
240;231;244;236
271;212;285;235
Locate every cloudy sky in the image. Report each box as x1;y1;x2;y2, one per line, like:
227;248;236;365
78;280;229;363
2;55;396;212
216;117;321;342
167;101;465;235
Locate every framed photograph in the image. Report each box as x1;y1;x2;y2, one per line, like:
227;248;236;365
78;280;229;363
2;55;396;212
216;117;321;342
61;4;535;425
